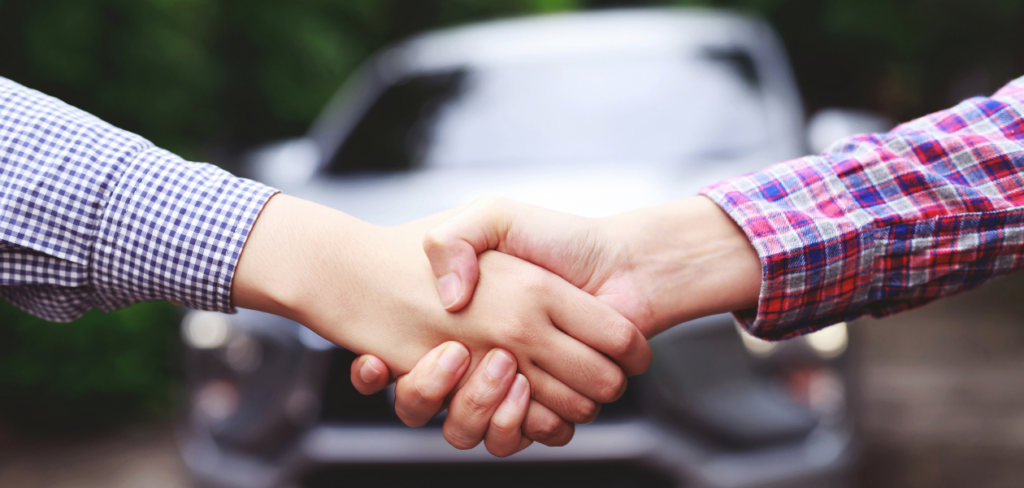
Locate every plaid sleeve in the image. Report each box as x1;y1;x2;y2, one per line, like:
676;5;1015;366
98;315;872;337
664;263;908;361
701;75;1024;340
0;76;278;322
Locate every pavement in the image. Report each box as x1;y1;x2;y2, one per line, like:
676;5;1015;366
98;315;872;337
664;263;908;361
855;271;1024;488
2;273;1023;488
0;424;189;488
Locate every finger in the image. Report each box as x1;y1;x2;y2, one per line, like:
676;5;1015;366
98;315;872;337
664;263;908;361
520;362;603;424
350;355;391;395
523;400;575;447
443;349;518;450
531;323;627;405
484;374;532;457
546;280;653;377
424;197;601;314
394;342;470;427
423;196;514;312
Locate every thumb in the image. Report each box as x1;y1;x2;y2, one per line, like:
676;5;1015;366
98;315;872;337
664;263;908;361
350;355;392;395
423;196;516;312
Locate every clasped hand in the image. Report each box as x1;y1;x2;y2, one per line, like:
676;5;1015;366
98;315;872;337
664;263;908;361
233;194;760;458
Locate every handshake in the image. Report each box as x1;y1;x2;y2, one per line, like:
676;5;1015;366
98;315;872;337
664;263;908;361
232;194;763;457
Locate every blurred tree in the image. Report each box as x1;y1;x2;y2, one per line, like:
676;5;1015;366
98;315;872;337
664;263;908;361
669;0;1024;121
0;0;563;159
3;0;1019;158
0;0;1021;435
0;300;180;434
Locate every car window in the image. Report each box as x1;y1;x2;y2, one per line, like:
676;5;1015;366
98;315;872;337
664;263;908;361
325;52;769;175
324;70;468;175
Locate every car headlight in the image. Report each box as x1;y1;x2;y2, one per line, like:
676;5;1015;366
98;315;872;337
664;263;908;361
195;380;240;422
182;311;231;350
182;310;322;455
736;323;777;357
804;322;848;359
736;321;849;360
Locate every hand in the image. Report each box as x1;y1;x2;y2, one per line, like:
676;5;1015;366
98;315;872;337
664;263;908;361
423;195;762;338
348;195;757;456
231;195;650;425
351;343;574;457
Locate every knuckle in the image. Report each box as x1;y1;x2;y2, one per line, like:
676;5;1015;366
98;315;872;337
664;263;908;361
569;397;601;424
422;227;448;252
409;374;447;404
393;381;422;410
488;416;520;441
456;388;496;420
497;321;535;347
394;403;429;427
528;416;573;446
530;414;563;439
594;369;628;404
606;319;639;359
518;271;551;296
485;436;519;458
443;425;481;451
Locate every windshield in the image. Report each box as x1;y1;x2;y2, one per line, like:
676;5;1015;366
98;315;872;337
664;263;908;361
326;51;770;175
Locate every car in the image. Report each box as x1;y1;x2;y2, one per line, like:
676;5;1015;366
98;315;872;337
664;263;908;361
178;8;889;488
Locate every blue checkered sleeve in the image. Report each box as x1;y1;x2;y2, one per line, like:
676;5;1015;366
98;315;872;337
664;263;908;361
0;76;278;322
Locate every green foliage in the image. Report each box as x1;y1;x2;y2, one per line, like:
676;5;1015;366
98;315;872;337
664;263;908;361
669;0;1024;120
0;300;181;435
0;0;550;159
3;0;1020;158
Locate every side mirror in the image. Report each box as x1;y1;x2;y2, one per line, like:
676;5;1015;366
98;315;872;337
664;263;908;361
806;109;894;154
246;138;321;188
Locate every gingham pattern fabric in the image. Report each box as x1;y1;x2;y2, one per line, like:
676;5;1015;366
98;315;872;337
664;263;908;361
0;76;278;322
702;75;1024;340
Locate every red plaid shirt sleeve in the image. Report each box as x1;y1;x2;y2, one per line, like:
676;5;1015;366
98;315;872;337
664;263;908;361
701;75;1024;340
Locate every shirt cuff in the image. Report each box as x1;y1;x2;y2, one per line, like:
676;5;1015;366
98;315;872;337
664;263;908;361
90;146;278;314
700;156;875;341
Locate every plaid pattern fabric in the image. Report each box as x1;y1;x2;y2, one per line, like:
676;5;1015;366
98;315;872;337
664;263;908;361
0;76;277;322
702;75;1024;340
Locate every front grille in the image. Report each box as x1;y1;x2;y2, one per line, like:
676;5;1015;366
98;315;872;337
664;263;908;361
303;462;675;488
318;348;403;424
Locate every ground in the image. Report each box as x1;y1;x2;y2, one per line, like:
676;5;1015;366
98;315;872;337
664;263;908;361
855;271;1024;488
2;273;1023;488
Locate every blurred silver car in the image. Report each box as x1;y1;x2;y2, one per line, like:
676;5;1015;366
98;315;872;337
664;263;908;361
179;8;889;488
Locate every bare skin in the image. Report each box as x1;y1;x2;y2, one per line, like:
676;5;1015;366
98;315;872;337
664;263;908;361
421;195;762;335
230;194;652;455
352;195;762;455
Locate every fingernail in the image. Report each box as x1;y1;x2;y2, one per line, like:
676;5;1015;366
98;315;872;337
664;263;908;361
486;351;514;379
438;343;469;373
508;374;528;402
438;273;463;309
359;360;381;384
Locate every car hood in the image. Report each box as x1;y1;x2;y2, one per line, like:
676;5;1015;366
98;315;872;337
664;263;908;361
282;159;766;226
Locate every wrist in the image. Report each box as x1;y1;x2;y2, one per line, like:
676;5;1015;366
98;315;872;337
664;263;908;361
610;196;761;335
233;196;452;371
231;194;380;333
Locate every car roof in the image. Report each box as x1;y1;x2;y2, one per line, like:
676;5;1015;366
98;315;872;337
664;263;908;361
305;7;805;176
386;8;770;73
